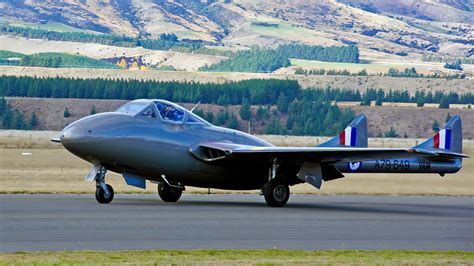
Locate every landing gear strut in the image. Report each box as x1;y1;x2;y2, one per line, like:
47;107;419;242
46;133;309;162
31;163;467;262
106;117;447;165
263;158;290;207
158;182;183;202
94;166;114;204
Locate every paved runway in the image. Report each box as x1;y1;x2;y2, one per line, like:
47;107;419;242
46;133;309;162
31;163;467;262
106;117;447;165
0;194;472;252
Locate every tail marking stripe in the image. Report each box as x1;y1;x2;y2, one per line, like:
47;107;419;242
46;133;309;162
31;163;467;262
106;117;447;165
339;131;346;145
345;127;351;146
350;127;357;146
434;132;440;148
445;129;451;150
340;127;357;146
434;129;451;150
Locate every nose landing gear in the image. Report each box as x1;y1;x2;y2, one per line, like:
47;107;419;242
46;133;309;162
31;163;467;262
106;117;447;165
96;184;114;204
94;166;114;204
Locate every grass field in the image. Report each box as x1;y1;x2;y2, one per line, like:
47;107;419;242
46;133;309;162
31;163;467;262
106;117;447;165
250;22;339;46
290;59;450;75
0;131;472;195
5;21;92;33
6;21;97;33
0;250;472;265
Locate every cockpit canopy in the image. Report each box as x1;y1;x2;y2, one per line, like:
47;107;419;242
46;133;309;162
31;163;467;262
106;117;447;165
116;99;209;125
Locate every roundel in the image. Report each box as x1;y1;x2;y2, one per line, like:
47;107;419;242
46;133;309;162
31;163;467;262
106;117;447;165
348;162;362;171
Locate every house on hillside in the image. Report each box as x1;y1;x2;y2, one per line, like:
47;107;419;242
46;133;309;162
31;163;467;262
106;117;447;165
116;56;148;70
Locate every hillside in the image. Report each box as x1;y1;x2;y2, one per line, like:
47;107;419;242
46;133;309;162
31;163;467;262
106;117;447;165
0;36;226;71
6;97;474;139
1;0;472;59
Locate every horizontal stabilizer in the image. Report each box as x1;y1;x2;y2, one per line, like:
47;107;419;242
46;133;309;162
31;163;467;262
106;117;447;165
50;137;61;143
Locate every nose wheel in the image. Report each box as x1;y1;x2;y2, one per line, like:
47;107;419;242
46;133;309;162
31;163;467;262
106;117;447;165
94;166;114;204
158;183;183;202
95;184;114;204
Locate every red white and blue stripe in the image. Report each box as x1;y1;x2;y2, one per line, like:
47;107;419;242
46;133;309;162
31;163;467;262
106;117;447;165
339;127;357;146
434;128;451;150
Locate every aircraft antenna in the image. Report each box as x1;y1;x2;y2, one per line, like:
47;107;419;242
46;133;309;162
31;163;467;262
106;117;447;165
190;101;201;112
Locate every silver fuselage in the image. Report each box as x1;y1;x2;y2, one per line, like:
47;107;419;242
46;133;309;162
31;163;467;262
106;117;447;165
61;112;274;189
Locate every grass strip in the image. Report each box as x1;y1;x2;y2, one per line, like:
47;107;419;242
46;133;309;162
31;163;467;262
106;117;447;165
0;249;472;265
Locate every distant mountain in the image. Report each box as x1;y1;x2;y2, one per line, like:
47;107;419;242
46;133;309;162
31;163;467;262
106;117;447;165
0;0;472;57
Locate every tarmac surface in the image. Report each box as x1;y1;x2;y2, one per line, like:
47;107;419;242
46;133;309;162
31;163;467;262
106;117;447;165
0;194;473;252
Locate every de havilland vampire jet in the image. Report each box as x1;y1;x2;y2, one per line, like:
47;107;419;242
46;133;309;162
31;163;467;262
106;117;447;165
53;99;468;207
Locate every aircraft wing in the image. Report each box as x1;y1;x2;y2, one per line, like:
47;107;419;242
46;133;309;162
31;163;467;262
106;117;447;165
190;142;468;164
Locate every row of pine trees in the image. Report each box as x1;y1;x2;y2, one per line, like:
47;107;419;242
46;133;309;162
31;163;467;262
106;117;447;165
0;98;37;130
2;76;471;106
200;45;359;73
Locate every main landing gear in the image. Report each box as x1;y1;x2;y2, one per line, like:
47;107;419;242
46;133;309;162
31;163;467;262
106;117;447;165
94;166;114;204
263;178;290;207
158;182;183;202
263;159;290;207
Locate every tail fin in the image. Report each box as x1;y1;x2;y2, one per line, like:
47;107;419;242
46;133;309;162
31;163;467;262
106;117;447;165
318;114;368;148
415;115;462;154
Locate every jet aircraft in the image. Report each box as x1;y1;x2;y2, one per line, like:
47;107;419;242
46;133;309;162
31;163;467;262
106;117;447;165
53;99;467;207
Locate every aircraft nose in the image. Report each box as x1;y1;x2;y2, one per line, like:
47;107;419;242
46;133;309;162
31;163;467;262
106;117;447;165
60;122;85;144
60;120;89;155
59;113;122;160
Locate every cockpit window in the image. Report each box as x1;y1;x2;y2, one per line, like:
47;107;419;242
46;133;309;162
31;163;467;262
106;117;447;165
154;101;185;123
186;110;209;124
118;100;210;125
140;107;157;118
115;102;149;116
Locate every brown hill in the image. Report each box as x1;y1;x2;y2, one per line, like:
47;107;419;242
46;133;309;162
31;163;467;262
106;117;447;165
1;0;472;58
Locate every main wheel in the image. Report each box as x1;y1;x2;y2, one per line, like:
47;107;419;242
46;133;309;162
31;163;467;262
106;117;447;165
95;184;114;204
158;183;182;202
264;179;290;207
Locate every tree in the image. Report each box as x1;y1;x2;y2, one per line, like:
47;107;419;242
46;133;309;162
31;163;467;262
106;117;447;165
439;96;450;109
29;111;38;129
444;60;462;71
256;105;267;122
445;113;452;123
90;106;97;115
64;107;71;118
205;112;214;124
215;110;229;126
432;120;440;132
357;69;368;76
239;99;251;120
361;91;371;106
277;92;289;113
383;127;399;138
265;117;282;135
228;114;239;129
11;110;26;130
416;97;425;107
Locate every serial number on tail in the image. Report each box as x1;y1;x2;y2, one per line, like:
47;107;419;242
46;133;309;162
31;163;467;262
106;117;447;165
374;159;410;170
